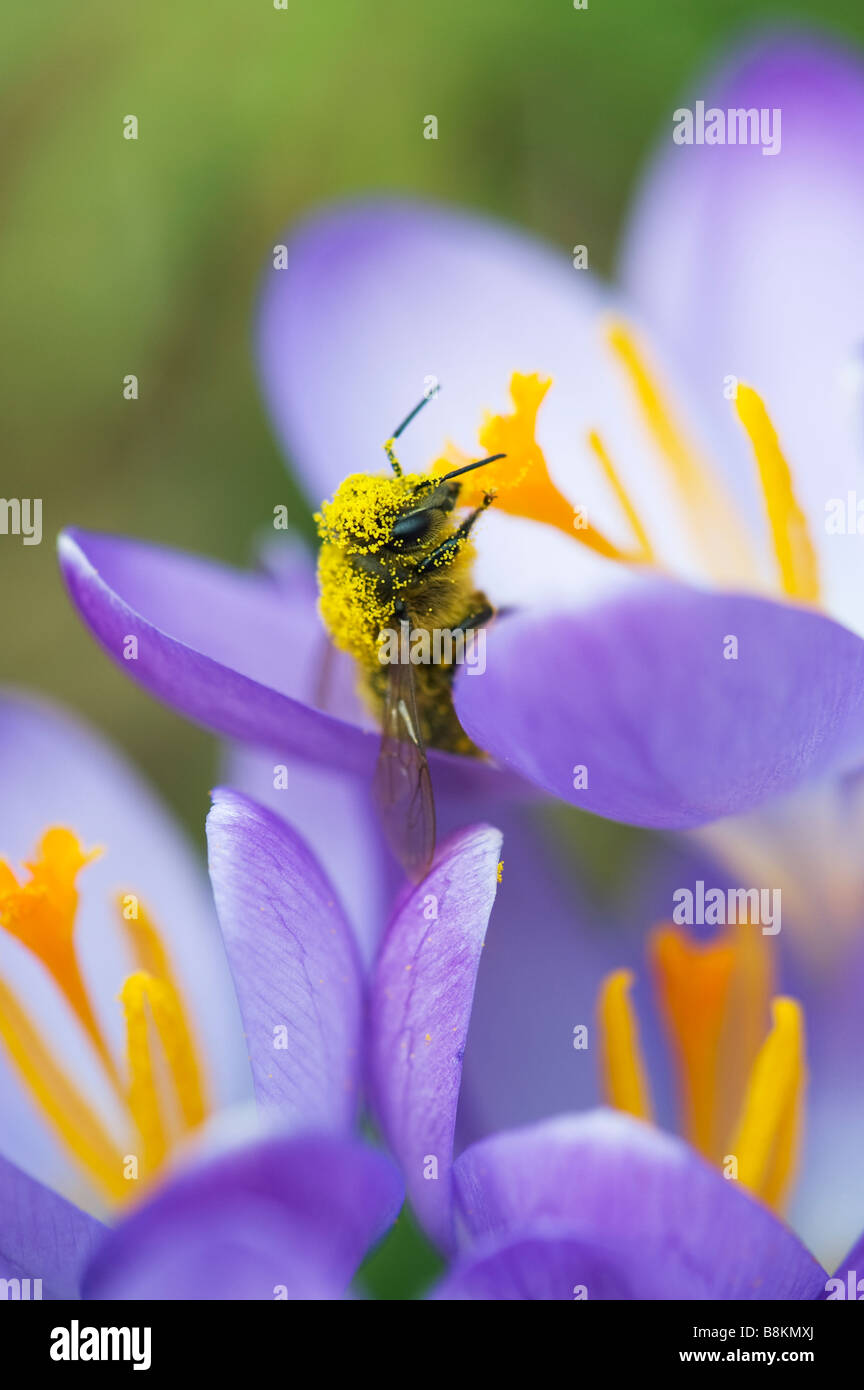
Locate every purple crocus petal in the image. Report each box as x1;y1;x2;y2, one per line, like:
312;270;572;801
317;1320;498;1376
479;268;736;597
432;1228;714;1301
223;743;392;966
59;528;523;814
454;805;720;1147
622;34;864;633
205;789;363;1130
81;1132;403;1300
454;583;864;829
0;1151;106;1299
58;527;379;777
0;691;248;1204
453;1111;827;1300
367;823;502;1251
257;199;603;506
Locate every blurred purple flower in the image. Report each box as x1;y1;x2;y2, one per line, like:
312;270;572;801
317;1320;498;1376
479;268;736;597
3;702;861;1299
201;786;863;1299
0;693;401;1299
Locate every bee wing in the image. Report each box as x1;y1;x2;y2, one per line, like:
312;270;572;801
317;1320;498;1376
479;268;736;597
373;649;436;883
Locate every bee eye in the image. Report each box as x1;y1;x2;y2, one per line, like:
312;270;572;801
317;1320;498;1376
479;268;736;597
391;510;431;545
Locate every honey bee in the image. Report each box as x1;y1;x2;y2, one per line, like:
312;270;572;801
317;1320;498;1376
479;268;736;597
315;385;503;882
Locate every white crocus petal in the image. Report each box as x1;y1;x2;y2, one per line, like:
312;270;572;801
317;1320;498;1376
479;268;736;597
0;692;252;1208
621;36;864;636
471;508;640;613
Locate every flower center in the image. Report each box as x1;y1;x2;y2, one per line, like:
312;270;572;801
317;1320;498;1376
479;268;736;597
596;923;805;1213
434;318;822;604
0;828;207;1207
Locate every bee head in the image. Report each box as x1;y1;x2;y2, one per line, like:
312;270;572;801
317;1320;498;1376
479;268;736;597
316;472;457;556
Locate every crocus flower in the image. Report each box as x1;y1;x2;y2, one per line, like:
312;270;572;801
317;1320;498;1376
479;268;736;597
200;783;863;1299
0;692;401;1299
57;33;864;949
5;700;857;1300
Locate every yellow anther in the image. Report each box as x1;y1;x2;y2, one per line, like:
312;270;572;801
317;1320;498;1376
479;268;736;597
120;897;200;1090
734;384;821;603
605;318;760;587
0;978;127;1203
587;430;655;564
121;973;169;1176
598;924;803;1215
120;970;206;1181
596;968;654;1122
730;996;806;1212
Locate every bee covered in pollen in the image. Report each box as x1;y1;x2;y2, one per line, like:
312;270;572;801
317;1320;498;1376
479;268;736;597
315;384;503;882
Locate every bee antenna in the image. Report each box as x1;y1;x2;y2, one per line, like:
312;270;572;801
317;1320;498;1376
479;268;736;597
391;382;441;441
439;453;506;483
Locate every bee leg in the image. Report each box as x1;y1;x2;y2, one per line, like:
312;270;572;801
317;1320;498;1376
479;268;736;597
415;494;495;576
391;595;413;644
452;602;494;634
440;603;493;687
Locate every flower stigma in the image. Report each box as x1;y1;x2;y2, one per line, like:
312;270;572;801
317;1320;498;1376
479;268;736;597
597;922;806;1214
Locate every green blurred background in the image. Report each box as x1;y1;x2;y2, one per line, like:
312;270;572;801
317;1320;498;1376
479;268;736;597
3;0;863;834
3;0;864;1299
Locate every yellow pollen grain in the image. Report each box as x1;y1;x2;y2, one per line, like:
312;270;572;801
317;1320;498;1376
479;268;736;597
316;471;424;553
734;384;821;603
315;471;424;660
596;968;654;1123
730;996;806;1212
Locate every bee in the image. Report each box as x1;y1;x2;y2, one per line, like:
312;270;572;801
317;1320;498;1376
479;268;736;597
315;385;502;882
